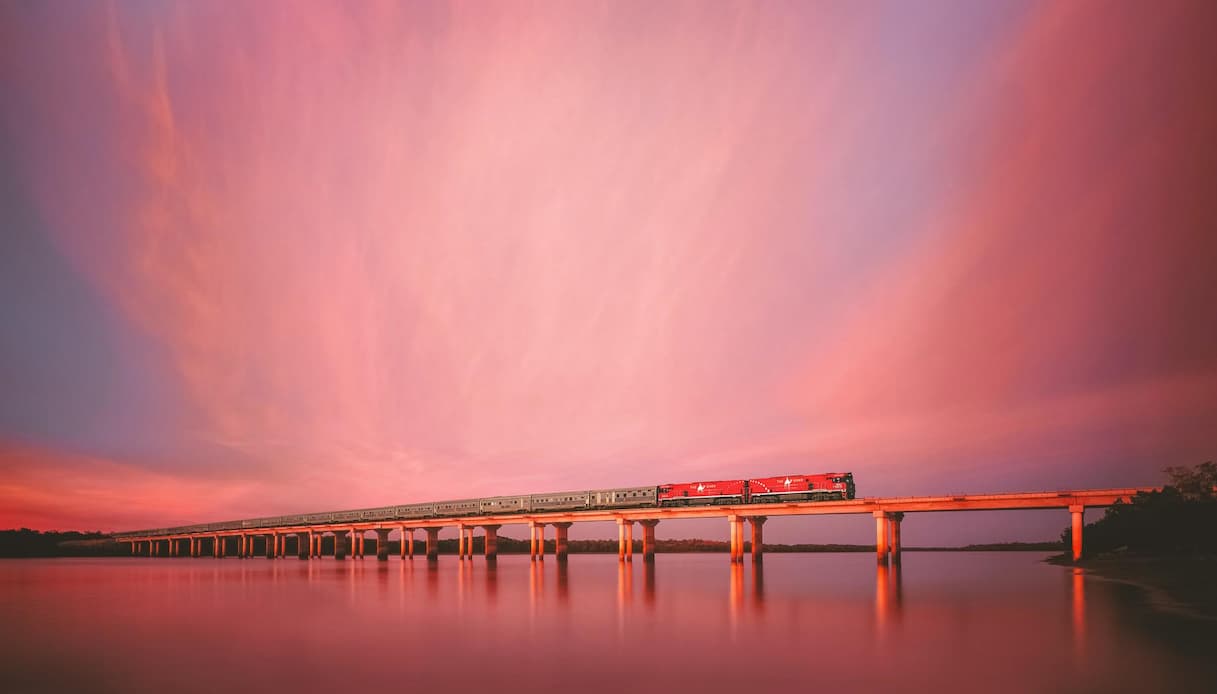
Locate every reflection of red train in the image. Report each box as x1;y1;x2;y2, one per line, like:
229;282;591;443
658;472;855;506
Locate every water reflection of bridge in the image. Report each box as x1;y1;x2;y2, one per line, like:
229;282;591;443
115;487;1152;564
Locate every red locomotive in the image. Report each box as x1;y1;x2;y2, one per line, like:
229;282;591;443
658;472;854;506
657;479;747;506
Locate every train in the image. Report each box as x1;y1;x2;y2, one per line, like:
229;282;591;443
121;472;855;537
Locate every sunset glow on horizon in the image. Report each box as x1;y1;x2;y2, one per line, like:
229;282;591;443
2;1;1215;541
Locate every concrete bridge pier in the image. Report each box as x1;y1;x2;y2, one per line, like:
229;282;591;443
465;527;476;560
376;529;390;561
425;528;440;562
482;525;500;561
888;513;904;563
749;517;766;563
1070;505;1084;561
874;511;889;564
553;522;572;562
406;529;416;560
640;520;659;563
458;525;467;561
728;516;744;563
626;521;635;562
356;530;365;559
334;530;350;560
532;522;546;561
617;519;634;562
397;526;408;559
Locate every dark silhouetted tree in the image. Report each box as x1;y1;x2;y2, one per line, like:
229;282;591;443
1061;462;1217;558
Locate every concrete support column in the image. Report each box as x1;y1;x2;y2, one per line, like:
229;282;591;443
466;528;475;559
398;526;407;559
425;528;440;562
888;512;904;563
625;521;635;562
212;536;219;558
1070;505;1084;562
376;529;391;561
354;530;363;559
553;523;572;562
640;520;659;563
407;530;416;560
482;526;500;562
534;523;546;561
335;531;349;560
750;517;766;563
874;511;889;564
529;524;539;561
218;537;226;559
279;534;287;558
728;516;743;563
458;526;467;561
617;519;628;561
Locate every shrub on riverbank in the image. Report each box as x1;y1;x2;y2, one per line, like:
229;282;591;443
1062;462;1217;558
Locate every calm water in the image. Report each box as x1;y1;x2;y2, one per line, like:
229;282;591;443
1;553;1214;693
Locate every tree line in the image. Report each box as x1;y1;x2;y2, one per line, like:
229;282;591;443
1062;462;1217;558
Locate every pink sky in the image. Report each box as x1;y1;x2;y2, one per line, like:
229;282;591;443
1;1;1214;543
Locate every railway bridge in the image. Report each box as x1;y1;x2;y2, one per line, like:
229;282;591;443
113;487;1153;564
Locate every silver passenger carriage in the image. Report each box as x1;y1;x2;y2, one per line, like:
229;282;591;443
479;495;531;515
529;490;591;512
592;486;657;509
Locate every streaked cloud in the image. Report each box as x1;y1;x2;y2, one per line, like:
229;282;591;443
1;1;1213;535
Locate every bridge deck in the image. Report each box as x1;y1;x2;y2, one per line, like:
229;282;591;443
114;487;1155;540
